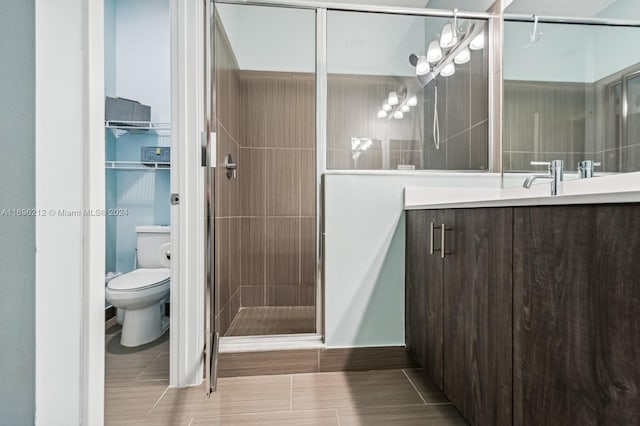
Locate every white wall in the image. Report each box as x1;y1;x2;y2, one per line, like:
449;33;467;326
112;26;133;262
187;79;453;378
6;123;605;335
106;0;172;275
35;0;105;423
504;0;640;83
595;0;640;81
114;0;170;122
503;21;597;82
0;1;36;423
105;0;116;97
324;173;501;348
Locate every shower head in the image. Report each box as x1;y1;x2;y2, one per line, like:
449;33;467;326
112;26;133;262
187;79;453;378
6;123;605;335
408;53;418;67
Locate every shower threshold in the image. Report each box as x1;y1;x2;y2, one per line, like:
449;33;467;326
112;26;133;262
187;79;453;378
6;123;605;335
219;333;324;353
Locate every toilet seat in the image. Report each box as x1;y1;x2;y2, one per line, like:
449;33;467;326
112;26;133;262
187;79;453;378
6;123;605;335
108;268;170;292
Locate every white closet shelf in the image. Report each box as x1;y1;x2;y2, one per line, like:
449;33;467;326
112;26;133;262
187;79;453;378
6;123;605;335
105;121;171;137
105;161;171;170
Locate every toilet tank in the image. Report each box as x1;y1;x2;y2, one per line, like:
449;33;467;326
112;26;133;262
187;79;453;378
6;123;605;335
136;226;171;268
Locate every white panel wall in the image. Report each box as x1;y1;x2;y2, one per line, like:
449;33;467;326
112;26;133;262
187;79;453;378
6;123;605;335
35;0;105;423
324;173;501;348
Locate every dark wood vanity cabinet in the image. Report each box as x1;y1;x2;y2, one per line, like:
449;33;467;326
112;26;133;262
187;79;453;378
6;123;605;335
405;208;513;426
408;204;640;425
513;205;640;425
405;209;444;389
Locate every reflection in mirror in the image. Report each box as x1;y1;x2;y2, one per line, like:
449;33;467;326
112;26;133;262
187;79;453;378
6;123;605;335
502;12;640;186
326;10;489;171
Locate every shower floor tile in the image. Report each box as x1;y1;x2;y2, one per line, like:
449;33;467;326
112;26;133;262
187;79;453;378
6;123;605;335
225;306;315;336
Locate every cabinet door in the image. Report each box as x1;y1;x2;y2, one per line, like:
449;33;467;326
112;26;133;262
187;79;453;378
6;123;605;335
405;209;444;390
443;208;513;426
513;205;640;425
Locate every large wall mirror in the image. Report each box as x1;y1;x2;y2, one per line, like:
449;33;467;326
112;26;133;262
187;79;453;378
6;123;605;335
502;0;640;186
326;10;490;171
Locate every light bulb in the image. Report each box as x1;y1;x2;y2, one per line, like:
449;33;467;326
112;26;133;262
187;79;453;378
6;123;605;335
393;111;404;119
441;62;455;77
454;47;470;65
377;110;387;118
427;40;442;63
407;96;418;107
401;105;410;113
388;92;399;106
382;102;392;112
470;31;485;50
416;55;430;75
440;23;458;49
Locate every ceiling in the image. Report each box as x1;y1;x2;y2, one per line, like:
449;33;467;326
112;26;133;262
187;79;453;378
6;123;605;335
296;0;428;7
504;0;617;17
294;0;620;17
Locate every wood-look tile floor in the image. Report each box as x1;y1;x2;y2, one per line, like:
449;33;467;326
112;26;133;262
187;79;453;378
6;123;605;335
105;319;466;425
224;306;315;336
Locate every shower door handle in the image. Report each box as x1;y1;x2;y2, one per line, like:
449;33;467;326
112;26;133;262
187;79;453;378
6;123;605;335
224;154;237;179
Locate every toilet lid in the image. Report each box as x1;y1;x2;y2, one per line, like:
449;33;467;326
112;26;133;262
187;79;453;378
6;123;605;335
108;268;170;291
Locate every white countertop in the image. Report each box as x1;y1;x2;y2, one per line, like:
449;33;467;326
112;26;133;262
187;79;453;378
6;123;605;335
405;172;640;210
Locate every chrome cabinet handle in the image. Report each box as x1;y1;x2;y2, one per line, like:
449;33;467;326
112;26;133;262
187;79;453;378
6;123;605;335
441;223;446;259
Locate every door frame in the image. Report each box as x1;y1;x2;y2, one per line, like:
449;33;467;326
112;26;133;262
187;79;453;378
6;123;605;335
169;0;206;387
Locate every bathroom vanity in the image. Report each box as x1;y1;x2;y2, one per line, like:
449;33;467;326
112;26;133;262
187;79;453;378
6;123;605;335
404;177;640;426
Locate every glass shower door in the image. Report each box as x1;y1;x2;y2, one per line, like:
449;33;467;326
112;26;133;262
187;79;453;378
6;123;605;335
212;3;317;339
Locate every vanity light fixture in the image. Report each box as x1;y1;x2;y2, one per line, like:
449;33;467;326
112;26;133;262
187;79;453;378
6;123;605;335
382;102;392;112
407;95;418;107
393;111;404;119
454;47;470;64
441;62;455;77
377;110;387;118
470;31;485;50
401;105;410;113
388;92;399;106
416;55;430;75
427;40;443;63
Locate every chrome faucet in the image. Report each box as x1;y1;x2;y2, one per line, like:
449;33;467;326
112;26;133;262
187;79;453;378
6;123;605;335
523;160;564;196
578;160;601;178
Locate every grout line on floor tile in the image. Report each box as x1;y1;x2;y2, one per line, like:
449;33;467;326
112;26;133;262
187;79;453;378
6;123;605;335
402;369;427;405
335;408;342;426
198;408;343;420
143;384;170;420
290;374;293;412
187;417;194;426
134;352;164;381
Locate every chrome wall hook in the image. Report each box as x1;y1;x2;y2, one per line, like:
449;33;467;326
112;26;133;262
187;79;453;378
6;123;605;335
452;8;459;37
522;14;543;48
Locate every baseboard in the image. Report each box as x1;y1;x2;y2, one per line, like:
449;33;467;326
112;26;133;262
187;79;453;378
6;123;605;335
218;345;418;378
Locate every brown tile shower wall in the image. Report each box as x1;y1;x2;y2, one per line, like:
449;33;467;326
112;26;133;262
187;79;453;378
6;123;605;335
326;75;424;170
238;71;316;308
326;47;488;171
503;80;595;172
214;16;242;336
423;46;489;170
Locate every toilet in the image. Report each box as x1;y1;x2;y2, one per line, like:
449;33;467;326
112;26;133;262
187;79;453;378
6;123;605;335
106;226;171;347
